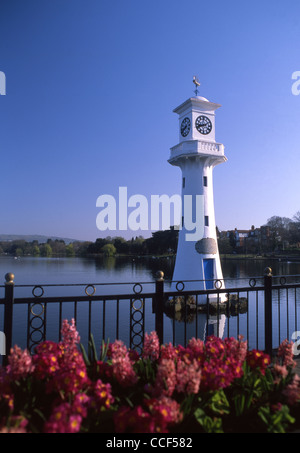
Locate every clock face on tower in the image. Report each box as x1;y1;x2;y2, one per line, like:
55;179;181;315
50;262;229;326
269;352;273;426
180;117;191;137
195;115;212;135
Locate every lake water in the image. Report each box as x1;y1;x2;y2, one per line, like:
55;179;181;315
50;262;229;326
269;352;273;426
1;255;300;354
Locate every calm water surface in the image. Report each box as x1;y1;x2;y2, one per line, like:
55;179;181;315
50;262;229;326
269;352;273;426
1;255;300;353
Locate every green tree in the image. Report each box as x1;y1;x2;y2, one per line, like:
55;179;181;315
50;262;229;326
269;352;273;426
87;238;110;254
101;243;116;257
40;243;52;257
65;243;75;257
218;237;234;254
33;245;40;257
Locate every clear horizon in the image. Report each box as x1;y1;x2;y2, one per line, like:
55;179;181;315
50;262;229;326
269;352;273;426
1;1;300;242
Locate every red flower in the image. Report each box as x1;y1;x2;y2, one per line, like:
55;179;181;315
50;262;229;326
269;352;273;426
246;350;270;375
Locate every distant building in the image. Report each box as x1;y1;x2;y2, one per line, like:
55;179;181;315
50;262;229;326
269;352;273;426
222;225;271;253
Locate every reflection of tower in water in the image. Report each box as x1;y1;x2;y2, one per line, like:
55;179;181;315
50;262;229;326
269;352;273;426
172;313;226;347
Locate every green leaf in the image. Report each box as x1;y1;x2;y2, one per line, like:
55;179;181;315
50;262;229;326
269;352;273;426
194;408;223;433
100;339;110;362
89;334;98;363
80;343;91;367
210;390;230;415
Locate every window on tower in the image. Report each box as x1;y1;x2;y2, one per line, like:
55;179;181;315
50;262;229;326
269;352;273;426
203;176;207;187
182;177;185;188
205;216;209;227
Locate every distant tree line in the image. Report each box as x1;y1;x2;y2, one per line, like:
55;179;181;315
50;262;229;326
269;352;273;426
262;212;300;252
0;227;179;258
86;228;179;257
0;239;90;258
2;211;300;258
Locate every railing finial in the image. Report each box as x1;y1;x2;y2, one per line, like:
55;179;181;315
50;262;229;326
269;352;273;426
264;267;272;277
5;273;14;285
156;271;164;281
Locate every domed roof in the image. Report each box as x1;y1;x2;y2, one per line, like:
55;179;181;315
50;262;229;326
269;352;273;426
195;95;209;102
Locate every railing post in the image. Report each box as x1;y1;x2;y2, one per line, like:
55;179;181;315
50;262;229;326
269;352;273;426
155;271;164;345
264;267;273;358
3;273;15;366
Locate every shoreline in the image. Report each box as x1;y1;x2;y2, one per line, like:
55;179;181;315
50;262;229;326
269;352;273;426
1;252;300;263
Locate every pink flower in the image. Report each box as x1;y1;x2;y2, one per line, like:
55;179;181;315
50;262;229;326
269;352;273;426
153;359;176;397
160;343;179;360
114;406;156;433
283;374;300;406
246;350;270;375
48;362;89;395
176;358;201;394
72;393;91;418
272;364;289;384
91;379;114;409
205;336;226;358
108;340;138;387
107;340;128;359
143;332;160;361
146;395;183;426
6;345;35;380
33;341;64;379
61;319;81;358
44;402;82;433
277;339;296;368
33;321;90;396
187;338;205;358
224;336;248;363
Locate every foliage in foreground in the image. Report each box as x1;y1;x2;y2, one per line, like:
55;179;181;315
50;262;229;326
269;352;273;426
0;319;300;433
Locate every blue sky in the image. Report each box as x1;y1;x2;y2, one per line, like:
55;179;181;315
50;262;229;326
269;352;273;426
0;0;300;241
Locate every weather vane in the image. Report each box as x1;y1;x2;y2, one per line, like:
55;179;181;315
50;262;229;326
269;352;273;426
193;75;200;96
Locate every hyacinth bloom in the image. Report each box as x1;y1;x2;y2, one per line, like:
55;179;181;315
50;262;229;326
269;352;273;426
61;318;81;355
107;340;138;387
6;345;35;380
283;374;300;406
277;339;296;368
176;358;201;394
142;331;160;361
153;358;177;397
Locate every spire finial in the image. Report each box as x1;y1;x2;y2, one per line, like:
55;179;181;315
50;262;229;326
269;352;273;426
193;75;200;96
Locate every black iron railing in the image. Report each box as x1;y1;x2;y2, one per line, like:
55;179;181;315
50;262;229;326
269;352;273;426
1;267;300;365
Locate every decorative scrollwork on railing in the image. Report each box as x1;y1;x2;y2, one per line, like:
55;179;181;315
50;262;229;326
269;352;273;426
249;278;257;288
280;277;287;286
130;297;144;355
28;286;46;354
85;284;96;296
176;281;185;292
133;283;143;294
32;285;44;297
214;279;223;290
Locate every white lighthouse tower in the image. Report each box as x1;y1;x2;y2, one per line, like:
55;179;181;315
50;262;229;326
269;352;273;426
169;80;227;295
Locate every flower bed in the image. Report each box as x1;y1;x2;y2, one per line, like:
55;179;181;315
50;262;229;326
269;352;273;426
0;319;300;433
